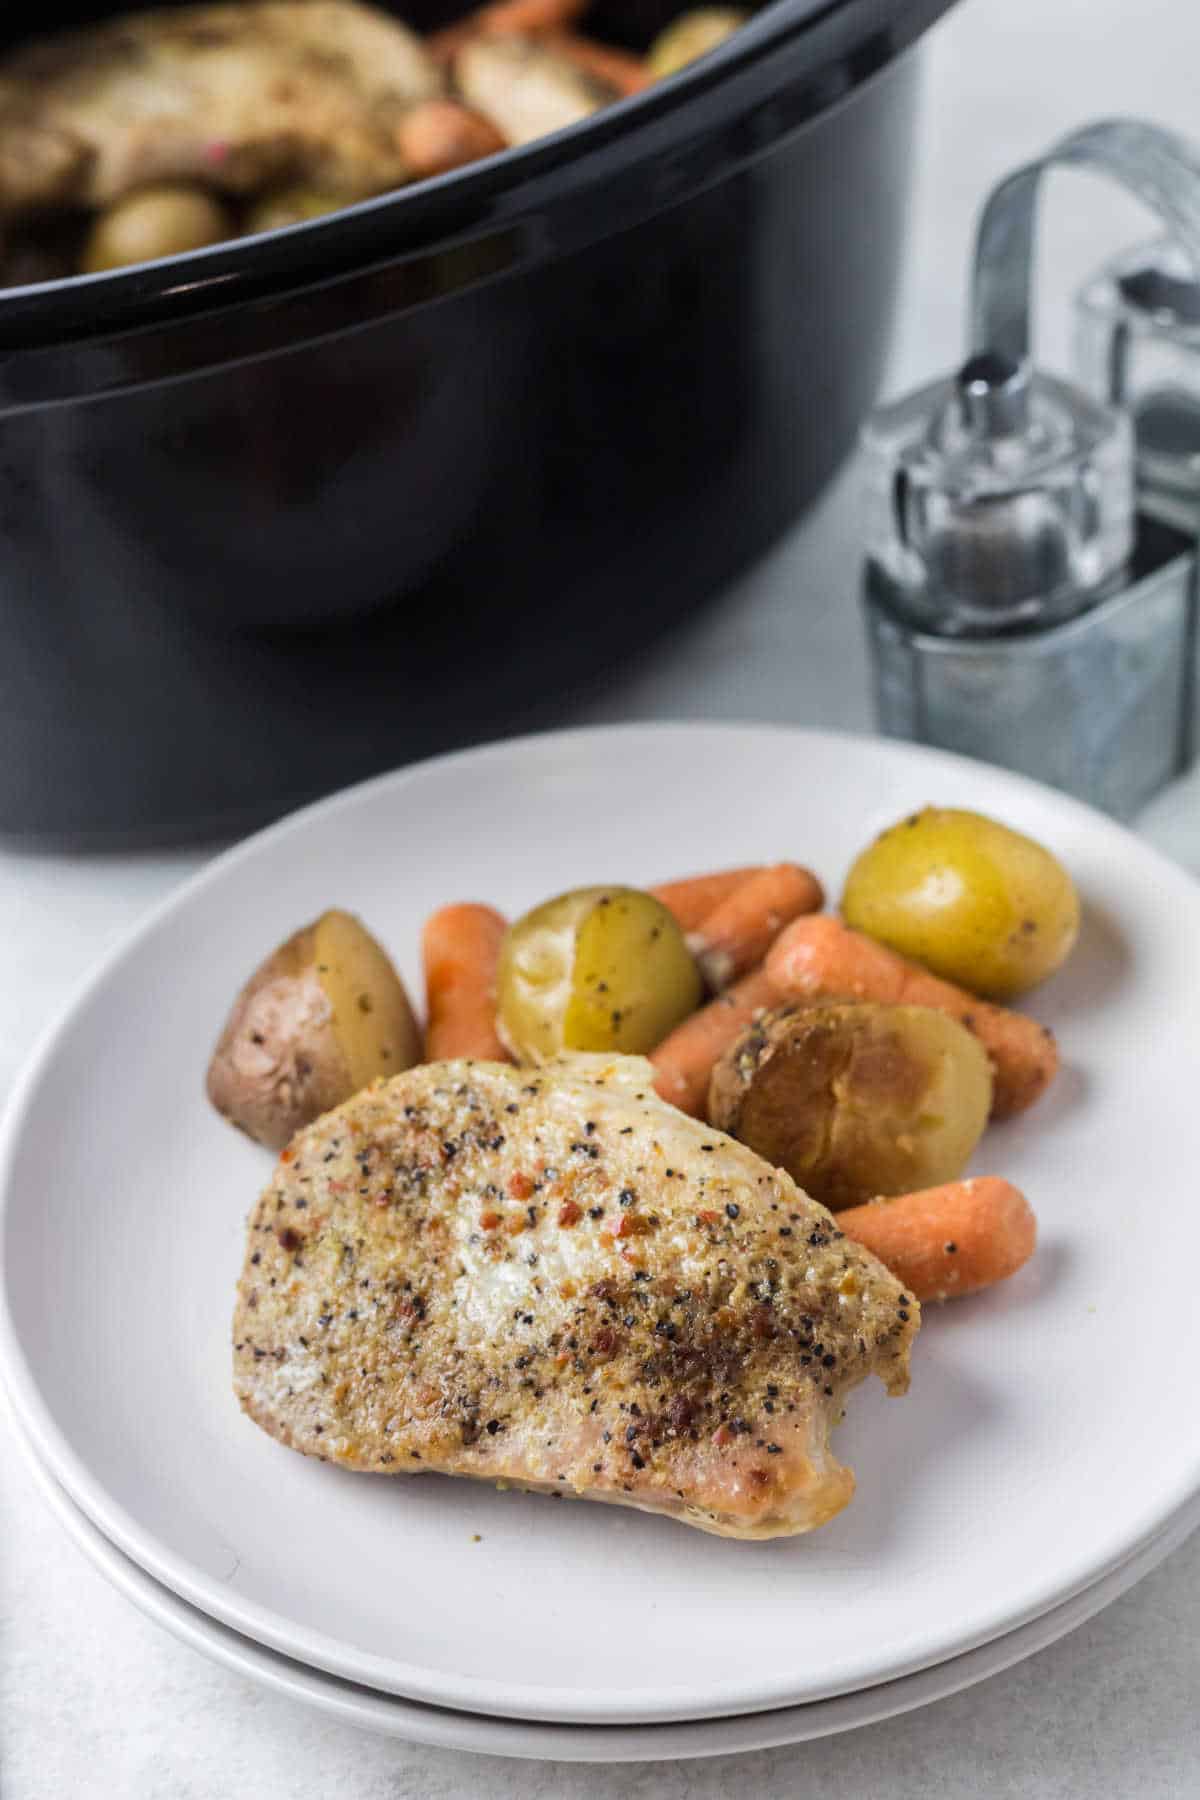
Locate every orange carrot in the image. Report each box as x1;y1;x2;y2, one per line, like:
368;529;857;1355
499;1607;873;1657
397;100;508;177
650;968;778;1116
838;1178;1037;1304
649;867;765;933
689;862;825;991
766;916;1057;1119
546;31;652;93
422;903;510;1062
429;0;589;60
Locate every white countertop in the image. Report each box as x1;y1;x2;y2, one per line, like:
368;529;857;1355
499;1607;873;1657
5;0;1200;1791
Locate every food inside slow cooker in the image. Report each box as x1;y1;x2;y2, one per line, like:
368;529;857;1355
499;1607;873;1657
0;0;748;284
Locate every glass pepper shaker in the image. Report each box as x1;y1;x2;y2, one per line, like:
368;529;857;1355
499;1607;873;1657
861;120;1200;819
1075;236;1200;535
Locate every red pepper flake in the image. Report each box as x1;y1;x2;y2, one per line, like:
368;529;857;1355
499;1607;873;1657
203;139;230;164
508;1172;534;1201
279;1147;295;1164
696;1209;722;1227
479;1210;502;1231
712;1423;733;1447
611;1211;653;1239
558;1200;583;1227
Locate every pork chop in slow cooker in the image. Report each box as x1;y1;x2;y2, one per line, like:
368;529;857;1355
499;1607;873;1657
0;0;442;213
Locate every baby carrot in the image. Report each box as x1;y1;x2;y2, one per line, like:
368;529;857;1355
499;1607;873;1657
838;1177;1037;1304
650;968;778;1116
429;0;589;60
689;862;825;991
649;867;765;933
422;903;511;1062
397;100;508;177
766;915;1057;1119
546;32;653;93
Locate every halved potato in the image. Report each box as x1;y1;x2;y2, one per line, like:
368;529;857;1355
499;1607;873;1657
206;909;420;1149
497;885;703;1062
707;1000;993;1210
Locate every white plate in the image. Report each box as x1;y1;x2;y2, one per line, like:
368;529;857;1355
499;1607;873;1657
3;724;1199;1726
17;1417;1200;1763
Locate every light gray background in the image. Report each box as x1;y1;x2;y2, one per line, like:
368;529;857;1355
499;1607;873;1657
5;0;1200;1791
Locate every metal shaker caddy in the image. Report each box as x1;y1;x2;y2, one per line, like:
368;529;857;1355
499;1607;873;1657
862;120;1200;818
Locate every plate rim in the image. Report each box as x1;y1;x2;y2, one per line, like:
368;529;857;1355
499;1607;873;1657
13;1399;1200;1764
4;720;1200;1724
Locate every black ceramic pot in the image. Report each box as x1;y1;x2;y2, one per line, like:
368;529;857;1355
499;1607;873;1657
0;0;956;843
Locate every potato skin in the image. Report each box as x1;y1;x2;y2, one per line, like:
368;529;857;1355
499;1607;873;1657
81;184;232;273
206;926;350;1150
648;8;746;76
707;1001;993;1211
841;806;1080;1000
206;911;420;1150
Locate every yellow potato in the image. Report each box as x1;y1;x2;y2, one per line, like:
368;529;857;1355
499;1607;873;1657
841;806;1080;1000
206;909;421;1150
497;885;703;1062
243;187;345;235
82;185;232;272
648;7;746;77
707;1001;994;1211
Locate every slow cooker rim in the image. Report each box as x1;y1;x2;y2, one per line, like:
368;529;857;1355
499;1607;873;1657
0;0;955;339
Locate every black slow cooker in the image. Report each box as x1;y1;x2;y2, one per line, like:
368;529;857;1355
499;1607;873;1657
1;0;956;844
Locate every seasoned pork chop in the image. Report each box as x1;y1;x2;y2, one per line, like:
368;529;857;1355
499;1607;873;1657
233;1057;919;1537
0;1;441;214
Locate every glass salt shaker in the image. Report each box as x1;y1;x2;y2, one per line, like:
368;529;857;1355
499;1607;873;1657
861;119;1200;819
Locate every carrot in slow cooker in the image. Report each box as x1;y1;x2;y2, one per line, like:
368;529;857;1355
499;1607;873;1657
429;0;590;61
398;99;509;175
547;32;653;94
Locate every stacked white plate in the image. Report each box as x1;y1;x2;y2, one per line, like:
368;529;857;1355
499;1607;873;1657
4;726;1200;1763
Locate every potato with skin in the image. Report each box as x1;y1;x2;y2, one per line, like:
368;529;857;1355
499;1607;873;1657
647;7;746;77
707;1001;993;1211
243;186;344;234
842;806;1080;1001
81;184;232;272
206;909;421;1150
497;885;703;1062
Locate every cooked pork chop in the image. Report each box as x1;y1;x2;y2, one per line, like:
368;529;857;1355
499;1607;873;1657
233;1056;919;1537
0;1;442;214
